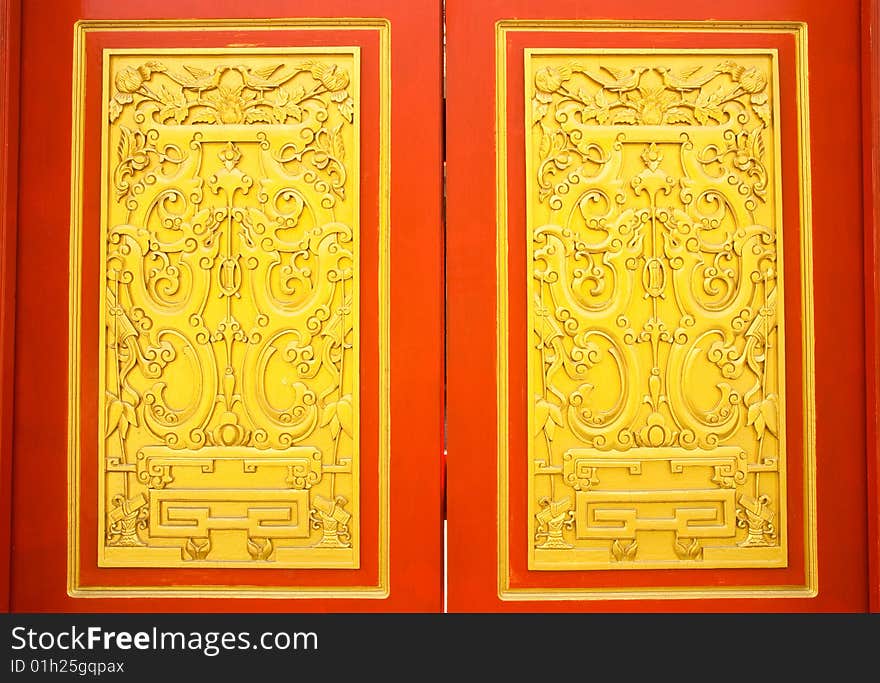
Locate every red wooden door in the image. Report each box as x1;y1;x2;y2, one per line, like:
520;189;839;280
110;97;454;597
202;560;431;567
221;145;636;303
446;0;872;611
3;0;877;615
3;0;443;612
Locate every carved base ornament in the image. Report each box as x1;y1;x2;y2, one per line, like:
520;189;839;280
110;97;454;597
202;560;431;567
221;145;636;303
526;50;788;570
97;49;361;568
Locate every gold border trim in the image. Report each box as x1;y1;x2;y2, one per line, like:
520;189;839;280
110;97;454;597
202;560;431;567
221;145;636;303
68;18;391;599
496;19;817;601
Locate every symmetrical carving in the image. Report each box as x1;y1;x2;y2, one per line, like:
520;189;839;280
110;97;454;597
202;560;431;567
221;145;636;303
99;50;360;567
526;51;787;569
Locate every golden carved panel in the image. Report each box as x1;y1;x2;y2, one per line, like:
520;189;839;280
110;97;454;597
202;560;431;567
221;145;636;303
526;50;788;570
98;49;360;568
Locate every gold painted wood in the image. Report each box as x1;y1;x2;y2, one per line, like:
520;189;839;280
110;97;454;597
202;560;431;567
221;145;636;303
98;48;360;568
526;49;788;570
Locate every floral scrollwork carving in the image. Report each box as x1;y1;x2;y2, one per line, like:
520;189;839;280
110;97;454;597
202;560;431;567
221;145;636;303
527;52;787;570
100;51;361;569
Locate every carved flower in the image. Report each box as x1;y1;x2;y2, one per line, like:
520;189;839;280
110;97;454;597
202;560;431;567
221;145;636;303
115;67;144;94
218;142;242;170
207;85;252;124
738;67;767;94
109;62;165;122
625;87;677;125
640;142;663;171
534;65;572;94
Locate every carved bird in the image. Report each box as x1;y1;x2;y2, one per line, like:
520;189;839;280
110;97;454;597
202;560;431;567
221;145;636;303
655;65;720;91
716;60;768;94
167;65;223;95
582;65;647;92
236;64;287;98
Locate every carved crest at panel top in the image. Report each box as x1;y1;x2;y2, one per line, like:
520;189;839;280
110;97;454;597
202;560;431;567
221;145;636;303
526;50;787;570
99;50;360;568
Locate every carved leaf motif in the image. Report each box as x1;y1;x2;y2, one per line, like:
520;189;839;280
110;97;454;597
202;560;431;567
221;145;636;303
593;89;612;124
331;123;346;163
183;537;211;561
338;97;355;123
746;403;762;435
321;394;353;439
245;109;273;124
287;103;305;121
747;395;778;439
106;395;124;439
693;87;727;125
532;98;549;125
751;92;771;128
612;108;638;125
760;395;778;436
538;130;552;160
157;84;188;124
109;98;123;122
188;110;217;125
105;392;138;440
246;536;273;560
664;107;692;124
535;398;564;439
331;89;355;123
336;395;354;438
611;539;637;561
271;89;304;124
674;537;703;560
117;126;134;162
750;127;766;160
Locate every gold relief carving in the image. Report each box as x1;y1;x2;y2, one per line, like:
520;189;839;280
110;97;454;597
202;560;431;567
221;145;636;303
98;49;360;568
526;50;788;570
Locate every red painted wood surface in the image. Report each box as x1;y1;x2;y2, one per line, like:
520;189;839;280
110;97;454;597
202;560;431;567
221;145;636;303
864;0;880;614
0;0;21;613
446;0;868;611
9;0;443;612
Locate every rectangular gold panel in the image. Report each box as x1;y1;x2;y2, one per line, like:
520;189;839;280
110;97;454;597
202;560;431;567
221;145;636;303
98;48;361;568
526;49;788;570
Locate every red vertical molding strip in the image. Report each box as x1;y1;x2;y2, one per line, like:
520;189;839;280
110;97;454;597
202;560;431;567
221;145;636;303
865;0;880;613
0;0;21;613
